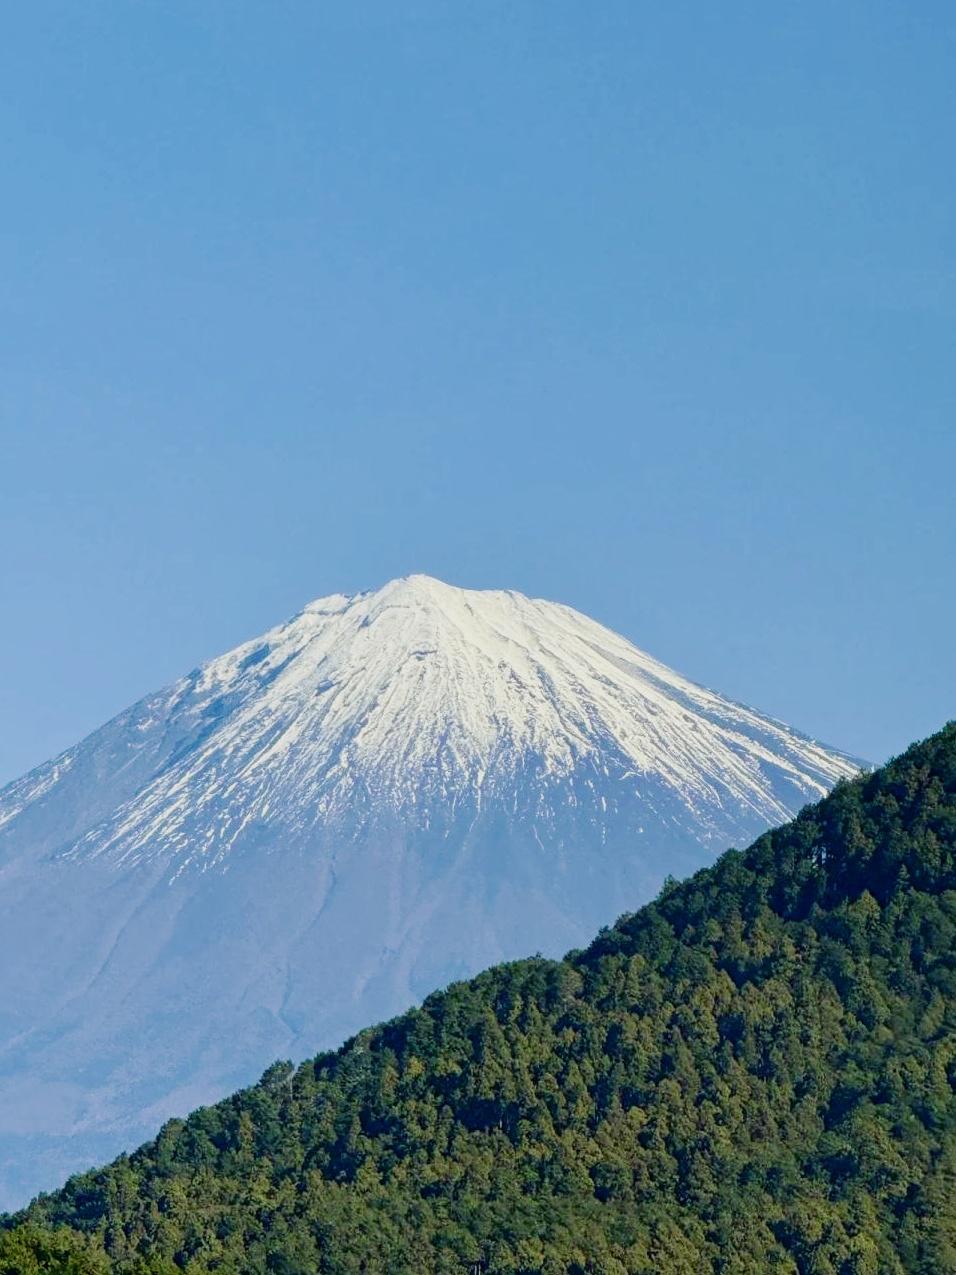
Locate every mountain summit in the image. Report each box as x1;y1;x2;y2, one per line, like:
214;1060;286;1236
0;576;859;1206
9;574;857;874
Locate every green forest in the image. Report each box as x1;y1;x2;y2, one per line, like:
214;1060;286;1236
4;724;956;1274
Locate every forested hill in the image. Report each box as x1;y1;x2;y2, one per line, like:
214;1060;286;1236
5;724;956;1274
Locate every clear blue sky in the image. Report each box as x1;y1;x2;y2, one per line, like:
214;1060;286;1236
1;1;953;783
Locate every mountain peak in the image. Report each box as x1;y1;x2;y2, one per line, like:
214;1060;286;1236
303;573;515;621
2;578;860;878
0;578;862;1207
381;571;459;595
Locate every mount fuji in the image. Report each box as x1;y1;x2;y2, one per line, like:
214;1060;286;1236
0;575;860;1207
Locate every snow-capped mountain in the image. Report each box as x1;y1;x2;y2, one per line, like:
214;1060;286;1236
0;576;860;1207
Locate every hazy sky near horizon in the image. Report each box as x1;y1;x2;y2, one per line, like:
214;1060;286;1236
1;1;954;782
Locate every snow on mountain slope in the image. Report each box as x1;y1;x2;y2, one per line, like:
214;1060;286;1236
6;575;856;872
0;576;860;1208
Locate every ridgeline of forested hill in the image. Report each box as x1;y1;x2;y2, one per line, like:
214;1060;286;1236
4;724;956;1275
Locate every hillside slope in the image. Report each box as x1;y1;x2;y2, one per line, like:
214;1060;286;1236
0;576;858;1207
7;723;956;1274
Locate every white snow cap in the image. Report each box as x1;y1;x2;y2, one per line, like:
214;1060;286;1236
2;573;860;873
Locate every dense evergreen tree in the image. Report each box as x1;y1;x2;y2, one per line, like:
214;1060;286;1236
5;724;956;1273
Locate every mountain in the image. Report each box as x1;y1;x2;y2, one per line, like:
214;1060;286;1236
6;725;955;1274
0;575;859;1208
